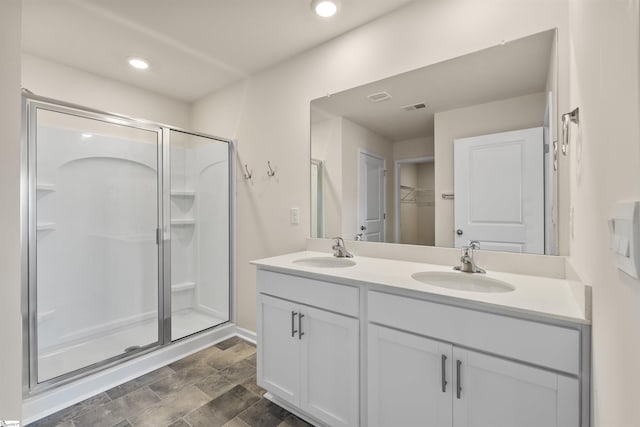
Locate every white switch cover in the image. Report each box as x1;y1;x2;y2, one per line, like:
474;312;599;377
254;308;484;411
290;207;300;225
609;201;640;278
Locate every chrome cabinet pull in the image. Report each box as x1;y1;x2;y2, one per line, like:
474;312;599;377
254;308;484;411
456;360;462;399
291;311;298;338
298;313;305;340
441;355;448;392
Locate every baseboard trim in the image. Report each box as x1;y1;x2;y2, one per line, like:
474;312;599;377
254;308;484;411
264;392;327;427
235;326;257;344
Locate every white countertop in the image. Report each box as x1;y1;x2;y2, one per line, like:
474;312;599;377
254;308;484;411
251;251;590;325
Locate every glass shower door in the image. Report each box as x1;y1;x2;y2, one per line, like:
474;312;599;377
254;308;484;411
31;107;162;383
169;130;229;340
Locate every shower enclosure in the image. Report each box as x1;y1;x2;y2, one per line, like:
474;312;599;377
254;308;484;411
22;93;232;392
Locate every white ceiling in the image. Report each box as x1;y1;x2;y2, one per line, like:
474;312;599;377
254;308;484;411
21;0;417;102
311;30;555;141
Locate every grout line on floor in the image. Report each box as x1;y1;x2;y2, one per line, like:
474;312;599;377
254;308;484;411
147;385;162;402
236;396;264;419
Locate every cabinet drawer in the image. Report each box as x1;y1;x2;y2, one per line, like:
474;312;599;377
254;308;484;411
257;270;359;317
368;291;580;375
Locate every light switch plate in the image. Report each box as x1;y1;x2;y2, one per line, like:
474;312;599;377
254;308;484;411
290;207;300;225
609;200;640;278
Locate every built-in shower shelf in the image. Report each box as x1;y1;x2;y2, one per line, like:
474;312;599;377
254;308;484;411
171;219;196;226
37;222;57;231
172;282;196;292
170;190;196;198
36;183;56;192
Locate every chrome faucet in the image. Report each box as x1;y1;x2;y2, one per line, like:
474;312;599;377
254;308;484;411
453;241;485;273
332;237;353;258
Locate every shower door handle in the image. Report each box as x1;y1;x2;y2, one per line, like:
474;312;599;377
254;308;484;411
156;227;169;244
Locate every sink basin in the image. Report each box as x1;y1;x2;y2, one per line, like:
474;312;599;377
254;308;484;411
411;271;515;293
292;256;356;268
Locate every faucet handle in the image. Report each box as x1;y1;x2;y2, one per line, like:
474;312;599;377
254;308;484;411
331;236;353;258
469;240;481;250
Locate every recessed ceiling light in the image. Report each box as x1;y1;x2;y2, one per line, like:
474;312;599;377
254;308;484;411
311;0;340;17
128;58;149;70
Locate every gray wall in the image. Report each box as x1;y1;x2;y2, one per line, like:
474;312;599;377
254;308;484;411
0;0;23;420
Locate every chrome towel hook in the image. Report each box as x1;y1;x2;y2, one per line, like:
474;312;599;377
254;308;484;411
267;161;276;177
561;107;579;156
243;164;253;180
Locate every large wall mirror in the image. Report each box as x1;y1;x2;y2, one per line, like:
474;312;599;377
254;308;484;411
310;29;560;255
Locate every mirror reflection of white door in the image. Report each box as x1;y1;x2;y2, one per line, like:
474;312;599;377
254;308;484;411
454;127;543;254
358;150;385;242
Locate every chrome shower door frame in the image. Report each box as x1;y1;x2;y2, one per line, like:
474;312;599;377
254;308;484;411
22;92;234;396
22;96;166;394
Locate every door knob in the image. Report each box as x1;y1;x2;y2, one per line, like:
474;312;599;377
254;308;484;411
456;229;463;236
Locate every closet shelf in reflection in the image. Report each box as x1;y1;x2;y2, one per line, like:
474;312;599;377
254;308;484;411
170;190;196;198
36;222;56;231
36;183;56;192
171;219;196;226
171;282;196;292
400;186;435;205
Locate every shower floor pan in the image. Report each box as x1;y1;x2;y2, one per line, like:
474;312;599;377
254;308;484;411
37;308;226;383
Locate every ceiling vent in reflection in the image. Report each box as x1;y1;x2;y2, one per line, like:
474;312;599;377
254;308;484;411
367;91;392;103
401;102;427;111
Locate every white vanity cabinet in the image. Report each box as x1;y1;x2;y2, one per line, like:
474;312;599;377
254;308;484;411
451;347;579;427
368;324;579;427
368;290;585;427
256;270;360;427
368;324;453;427
254;261;590;427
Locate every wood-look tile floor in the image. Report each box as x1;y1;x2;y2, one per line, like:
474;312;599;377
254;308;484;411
28;337;313;427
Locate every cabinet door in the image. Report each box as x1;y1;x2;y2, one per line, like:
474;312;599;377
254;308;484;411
453;348;579;427
300;305;359;427
257;294;300;406
368;324;453;427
